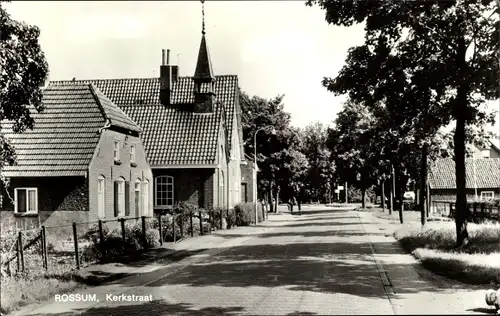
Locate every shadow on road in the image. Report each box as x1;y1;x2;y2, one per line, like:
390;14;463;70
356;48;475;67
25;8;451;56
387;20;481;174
25;301;245;316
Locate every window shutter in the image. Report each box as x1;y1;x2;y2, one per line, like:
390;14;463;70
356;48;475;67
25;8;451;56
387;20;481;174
125;181;130;216
114;181;119;217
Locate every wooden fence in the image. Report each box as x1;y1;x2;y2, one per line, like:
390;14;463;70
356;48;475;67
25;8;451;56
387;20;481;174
431;200;500;223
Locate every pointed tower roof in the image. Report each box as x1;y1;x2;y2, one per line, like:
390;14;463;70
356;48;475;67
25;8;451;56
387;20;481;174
193;1;215;83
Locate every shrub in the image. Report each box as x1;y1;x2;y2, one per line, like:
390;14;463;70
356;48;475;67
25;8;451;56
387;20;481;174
234;202;262;226
226;208;236;228
211;207;224;229
81;220;160;263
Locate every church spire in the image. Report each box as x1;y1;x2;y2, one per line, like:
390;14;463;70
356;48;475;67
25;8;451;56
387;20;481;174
193;0;215;84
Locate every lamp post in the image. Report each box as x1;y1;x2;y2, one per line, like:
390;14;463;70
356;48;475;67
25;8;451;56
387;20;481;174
254;126;276;225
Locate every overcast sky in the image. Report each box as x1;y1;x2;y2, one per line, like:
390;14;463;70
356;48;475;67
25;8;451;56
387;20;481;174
5;1;499;146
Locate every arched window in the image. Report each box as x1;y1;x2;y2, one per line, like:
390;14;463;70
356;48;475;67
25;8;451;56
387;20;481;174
97;175;106;218
114;177;126;217
155;176;174;209
135;179;141;217
142;179;150;216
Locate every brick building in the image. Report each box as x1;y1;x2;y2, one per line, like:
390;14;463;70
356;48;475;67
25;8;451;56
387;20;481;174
51;27;250;213
0;83;153;233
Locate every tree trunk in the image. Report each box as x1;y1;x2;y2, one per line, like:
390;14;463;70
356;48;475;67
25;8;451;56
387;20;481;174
381;180;386;211
454;91;469;247
361;188;366;209
389;179;393;215
454;36;469;248
399;174;405;224
419;145;428;226
274;187;280;213
268;187;274;213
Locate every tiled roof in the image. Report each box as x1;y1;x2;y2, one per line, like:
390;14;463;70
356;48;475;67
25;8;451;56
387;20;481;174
120;103;223;165
429;158;500;189
50;76;240;166
1;83;108;177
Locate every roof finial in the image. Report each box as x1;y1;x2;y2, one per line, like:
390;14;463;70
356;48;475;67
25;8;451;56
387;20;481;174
201;0;206;35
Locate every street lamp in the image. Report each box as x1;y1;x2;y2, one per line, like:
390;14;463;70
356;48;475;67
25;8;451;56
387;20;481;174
254;126;276;225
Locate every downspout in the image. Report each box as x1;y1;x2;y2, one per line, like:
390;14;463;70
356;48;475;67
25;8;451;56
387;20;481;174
99;118;112;134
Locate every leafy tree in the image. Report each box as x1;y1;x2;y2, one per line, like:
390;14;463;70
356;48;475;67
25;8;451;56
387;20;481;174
239;90;296;212
301;122;335;203
307;0;499;246
0;1;49;201
327;100;382;209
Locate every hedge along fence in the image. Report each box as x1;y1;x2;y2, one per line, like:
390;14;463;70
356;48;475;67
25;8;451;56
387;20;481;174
0;201;267;275
0;216;157;276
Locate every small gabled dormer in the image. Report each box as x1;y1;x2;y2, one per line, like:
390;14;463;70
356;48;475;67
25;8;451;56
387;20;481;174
193;0;216;114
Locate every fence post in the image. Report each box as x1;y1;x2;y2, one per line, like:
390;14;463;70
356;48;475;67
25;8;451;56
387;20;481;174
72;222;80;270
42;225;48;270
120;218;126;243
158;213;163;245
18;231;25;272
16;235;20;272
208;210;212;233
199;210;203;235
190;210;194;237
141;216;147;249
172;214;176;242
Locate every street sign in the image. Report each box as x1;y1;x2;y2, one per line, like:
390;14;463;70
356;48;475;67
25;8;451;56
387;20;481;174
334;189;339;193
338;186;344;190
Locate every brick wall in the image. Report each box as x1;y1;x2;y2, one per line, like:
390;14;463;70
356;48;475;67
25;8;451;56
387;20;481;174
152;168;215;211
88;128;153;222
0;176;89;236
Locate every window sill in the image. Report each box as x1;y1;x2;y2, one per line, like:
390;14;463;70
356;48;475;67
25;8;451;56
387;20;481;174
114;160;122;165
154;206;174;210
14;212;39;217
130;162;137;168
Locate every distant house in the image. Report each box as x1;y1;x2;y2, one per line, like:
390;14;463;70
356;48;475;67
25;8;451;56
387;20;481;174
468;140;500;159
52;29;249;212
0;83;153;232
428;157;500;210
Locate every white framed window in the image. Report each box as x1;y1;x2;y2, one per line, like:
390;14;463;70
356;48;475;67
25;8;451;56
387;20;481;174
97;176;105;218
115;177;125;217
130;145;136;164
481;191;494;200
142;179;149;216
14;188;38;214
155;176;174;209
135;179;141;216
113;140;120;162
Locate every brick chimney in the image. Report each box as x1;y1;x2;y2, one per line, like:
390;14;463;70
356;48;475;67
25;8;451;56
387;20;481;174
159;49;179;106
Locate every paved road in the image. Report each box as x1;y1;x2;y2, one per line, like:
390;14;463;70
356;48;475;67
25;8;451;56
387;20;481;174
13;205;493;315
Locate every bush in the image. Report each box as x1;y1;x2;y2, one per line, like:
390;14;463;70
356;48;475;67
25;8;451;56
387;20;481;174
81;220;160;263
226;208;236;228
211;207;224;229
234;202;262;226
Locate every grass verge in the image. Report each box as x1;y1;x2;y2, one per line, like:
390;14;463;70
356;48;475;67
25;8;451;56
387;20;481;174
1;269;86;315
394;221;500;285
